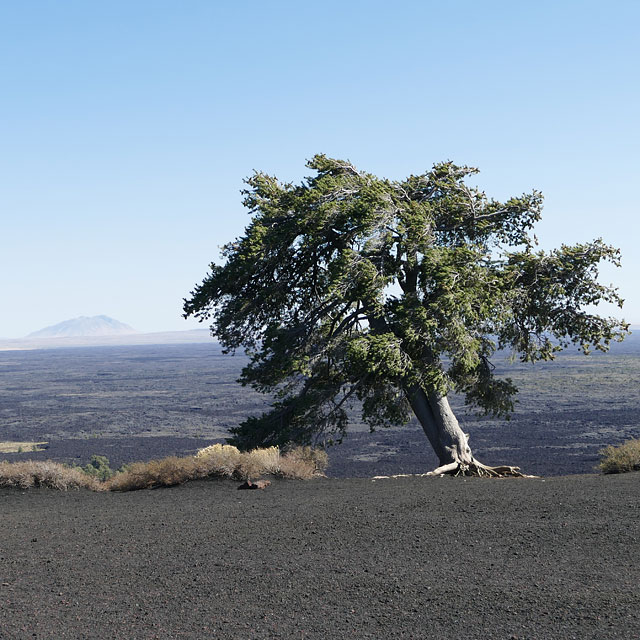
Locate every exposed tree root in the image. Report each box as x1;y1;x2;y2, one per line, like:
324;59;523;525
372;462;537;480
426;459;533;478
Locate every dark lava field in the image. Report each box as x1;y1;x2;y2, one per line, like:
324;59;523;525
1;335;639;478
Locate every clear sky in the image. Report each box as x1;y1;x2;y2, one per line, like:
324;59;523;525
1;1;638;338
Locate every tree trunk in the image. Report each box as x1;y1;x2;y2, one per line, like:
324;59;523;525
406;385;524;477
406;385;473;466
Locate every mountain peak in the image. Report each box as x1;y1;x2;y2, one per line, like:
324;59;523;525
27;316;137;338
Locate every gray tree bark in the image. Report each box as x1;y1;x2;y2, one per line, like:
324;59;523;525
405;385;524;476
406;385;473;467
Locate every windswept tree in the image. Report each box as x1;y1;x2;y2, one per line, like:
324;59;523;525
184;155;627;476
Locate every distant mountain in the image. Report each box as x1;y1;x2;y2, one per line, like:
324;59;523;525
27;315;137;338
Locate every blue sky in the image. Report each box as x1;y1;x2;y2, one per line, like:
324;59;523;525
1;0;638;338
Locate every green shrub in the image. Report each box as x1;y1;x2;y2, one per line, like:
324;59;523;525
73;455;115;481
598;438;640;474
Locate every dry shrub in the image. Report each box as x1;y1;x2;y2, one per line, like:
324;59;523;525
107;456;201;491
195;443;242;476
0;445;328;492
195;443;240;458
598;439;640;474
0;460;100;491
248;446;281;473
238;446;281;480
277;446;328;480
195;443;280;480
234;454;263;481
107;445;258;491
194;443;326;481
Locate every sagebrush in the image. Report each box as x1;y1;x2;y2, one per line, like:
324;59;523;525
0;445;328;491
598;439;640;474
0;460;102;491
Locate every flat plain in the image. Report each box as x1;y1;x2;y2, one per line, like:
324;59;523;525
1;336;639;640
0;334;638;477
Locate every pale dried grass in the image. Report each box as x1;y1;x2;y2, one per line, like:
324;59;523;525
0;441;48;453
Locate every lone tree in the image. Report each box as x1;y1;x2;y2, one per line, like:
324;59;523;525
184;155;628;476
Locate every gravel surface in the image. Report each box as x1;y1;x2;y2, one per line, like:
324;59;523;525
1;472;639;639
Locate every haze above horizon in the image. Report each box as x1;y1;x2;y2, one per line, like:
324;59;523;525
2;1;638;339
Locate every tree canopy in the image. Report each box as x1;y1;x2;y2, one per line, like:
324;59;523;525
184;155;627;472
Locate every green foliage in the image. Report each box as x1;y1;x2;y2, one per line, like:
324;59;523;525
598;439;640;474
74;455;115;482
184;154;628;449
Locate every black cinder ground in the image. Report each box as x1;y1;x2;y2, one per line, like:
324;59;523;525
1;473;638;639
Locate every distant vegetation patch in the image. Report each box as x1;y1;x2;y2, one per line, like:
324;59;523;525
0;441;48;454
598;438;640;474
0;445;328;492
70;454;120;481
